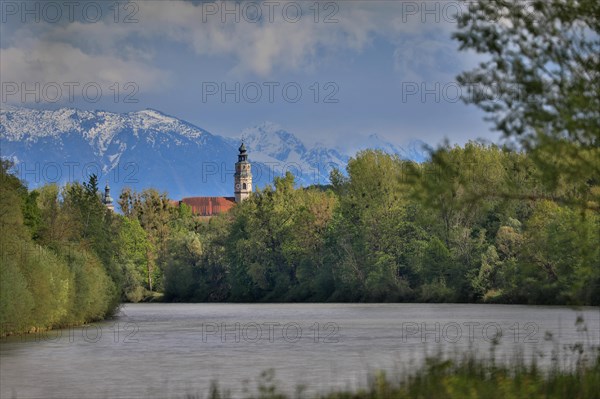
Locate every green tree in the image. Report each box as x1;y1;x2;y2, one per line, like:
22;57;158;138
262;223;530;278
163;230;203;301
520;201;600;304
0;160;35;332
328;150;424;301
61;177;122;311
453;0;600;209
118;188;175;291
0;162;118;334
117;217;152;302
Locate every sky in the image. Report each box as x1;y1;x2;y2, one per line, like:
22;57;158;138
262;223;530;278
0;0;502;150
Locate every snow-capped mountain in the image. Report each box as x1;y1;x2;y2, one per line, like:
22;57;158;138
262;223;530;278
1;107;428;201
1;107;243;199
225;122;351;187
226;125;429;182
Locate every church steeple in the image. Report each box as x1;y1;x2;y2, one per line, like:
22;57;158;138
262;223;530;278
103;182;114;211
234;142;252;203
238;142;248;161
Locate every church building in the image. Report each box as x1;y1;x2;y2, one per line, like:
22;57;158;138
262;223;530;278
177;143;253;217
102;143;252;216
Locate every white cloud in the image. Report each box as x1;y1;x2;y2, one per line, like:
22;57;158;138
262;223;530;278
1;1;476;88
0;40;167;92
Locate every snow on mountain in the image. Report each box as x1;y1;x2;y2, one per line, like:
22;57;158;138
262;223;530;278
228;126;428;186
241;122;307;163
1;107;207;149
1;107;233;199
1;107;428;201
225;122;350;186
362;133;429;163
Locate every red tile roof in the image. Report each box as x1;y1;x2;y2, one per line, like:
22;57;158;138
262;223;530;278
179;197;236;216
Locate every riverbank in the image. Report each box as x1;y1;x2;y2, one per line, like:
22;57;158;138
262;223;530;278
191;349;600;399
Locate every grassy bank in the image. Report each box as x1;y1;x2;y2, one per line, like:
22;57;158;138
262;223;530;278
191;348;600;399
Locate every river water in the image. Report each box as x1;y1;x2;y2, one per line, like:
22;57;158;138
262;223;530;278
1;303;598;398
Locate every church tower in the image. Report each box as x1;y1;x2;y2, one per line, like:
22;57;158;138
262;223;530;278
234;142;252;203
102;182;115;211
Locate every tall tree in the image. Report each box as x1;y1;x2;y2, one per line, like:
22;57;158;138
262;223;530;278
118;188;174;291
453;0;600;209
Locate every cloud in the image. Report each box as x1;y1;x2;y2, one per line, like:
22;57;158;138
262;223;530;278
1;0;480;98
0;41;167;104
153;1;475;78
1;16;168;102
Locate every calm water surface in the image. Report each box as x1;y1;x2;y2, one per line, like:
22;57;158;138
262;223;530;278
1;303;598;398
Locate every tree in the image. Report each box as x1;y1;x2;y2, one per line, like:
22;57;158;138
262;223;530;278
453;0;600;209
163;231;203;301
117;217;152;302
118;188;175;291
0;160;35;331
521;201;600;304
0;162;119;334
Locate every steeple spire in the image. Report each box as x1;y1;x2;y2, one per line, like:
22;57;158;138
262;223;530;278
238;142;248;162
103;182;114;211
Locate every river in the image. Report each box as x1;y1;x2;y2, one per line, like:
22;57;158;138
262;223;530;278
1;303;598;398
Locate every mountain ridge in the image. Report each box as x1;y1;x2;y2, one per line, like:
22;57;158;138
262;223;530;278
1;106;428;200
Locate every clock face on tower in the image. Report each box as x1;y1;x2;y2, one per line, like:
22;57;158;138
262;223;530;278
236;184;240;189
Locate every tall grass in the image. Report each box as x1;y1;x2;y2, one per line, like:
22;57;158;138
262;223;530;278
186;343;600;399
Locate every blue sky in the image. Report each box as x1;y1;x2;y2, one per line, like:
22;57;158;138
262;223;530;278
0;0;500;150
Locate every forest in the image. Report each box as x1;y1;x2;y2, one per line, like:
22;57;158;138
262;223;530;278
2;140;598;334
150;143;600;305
